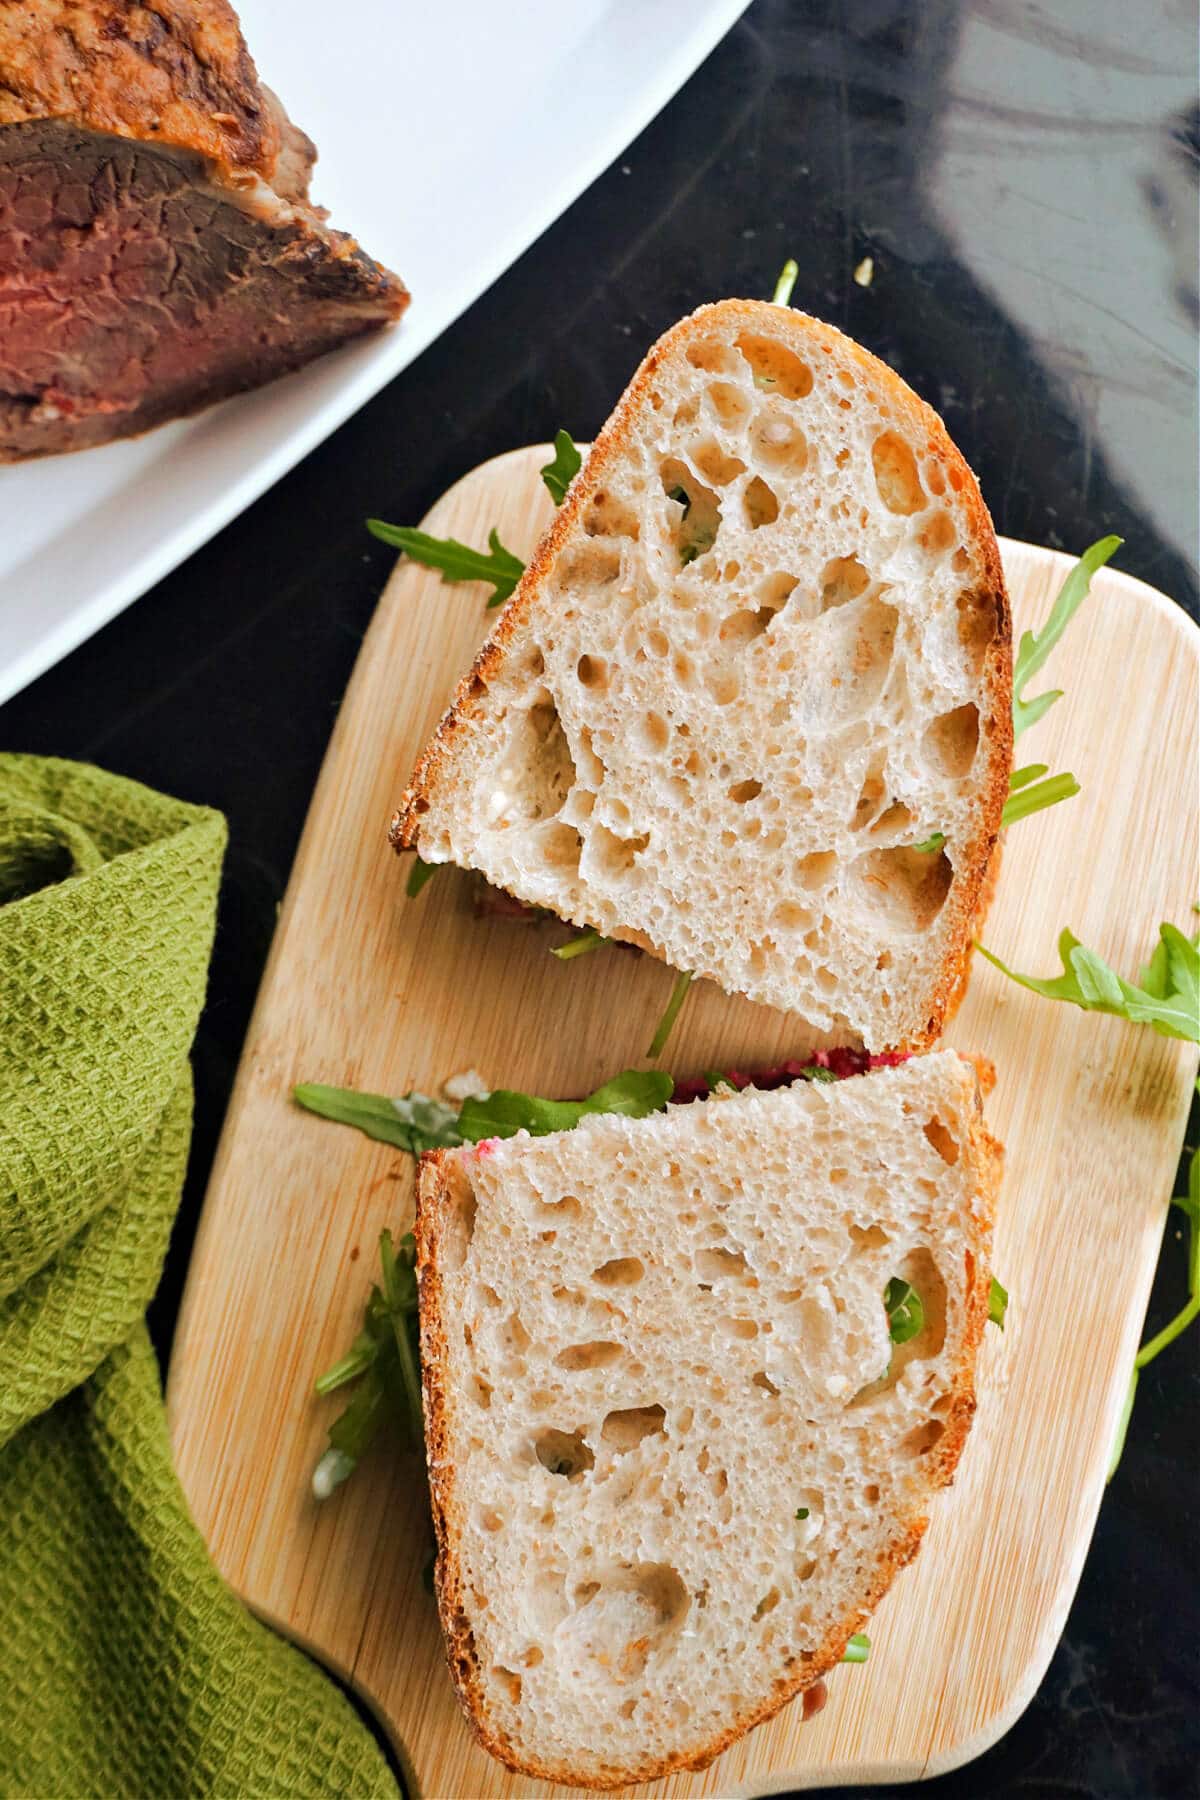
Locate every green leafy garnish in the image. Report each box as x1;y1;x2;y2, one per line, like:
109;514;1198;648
772;258;799;307
1000;770;1079;828
798;1064;837;1084
540;430;582;505
294;1084;463;1153
366;521;524;609
794;1506;810;1520
312;1229;423;1499
978;921;1200;1043
668;486;691;515
911;833;946;854
406;857;439;899
1109;1107;1199;1479
551;929;608;961
988;1276;1009;1329
1012;535;1122;739
842;1633;871;1664
649;970;694;1058
457;1070;674;1142
884;1276;924;1345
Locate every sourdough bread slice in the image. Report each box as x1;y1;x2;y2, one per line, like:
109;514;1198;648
417;1052;1001;1788
393;301;1012;1052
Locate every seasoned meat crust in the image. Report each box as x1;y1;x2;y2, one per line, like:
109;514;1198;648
0;1;408;459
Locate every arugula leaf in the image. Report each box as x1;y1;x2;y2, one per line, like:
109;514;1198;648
772;258;799;307
794;1506;810;1520
1012;536;1122;738
798;1063;838;1084
1009;763;1049;791
457;1069;673;1141
884;1276;924;1345
649;970;694;1058
978;922;1200;1043
988;1276;1009;1329
1000;771;1079;828
367;521;524;609
1109;1101;1199;1479
294;1083;464;1152
312;1230;423;1498
911;833;946;854
551;929;608;961
406;857;439;899
540;430;582;505
842;1633;870;1664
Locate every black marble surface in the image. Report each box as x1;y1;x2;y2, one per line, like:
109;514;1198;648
3;3;1197;1796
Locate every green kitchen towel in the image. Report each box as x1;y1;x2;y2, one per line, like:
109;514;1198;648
0;757;397;1800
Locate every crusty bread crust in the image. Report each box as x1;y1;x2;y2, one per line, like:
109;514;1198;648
415;1063;1002;1788
393;302;1012;1053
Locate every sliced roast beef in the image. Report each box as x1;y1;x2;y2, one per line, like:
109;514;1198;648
0;1;407;460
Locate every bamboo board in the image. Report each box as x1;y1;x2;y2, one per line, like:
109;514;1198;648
168;447;1199;1797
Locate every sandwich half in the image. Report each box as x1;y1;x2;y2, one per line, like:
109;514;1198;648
416;1051;1001;1787
393;301;1012;1052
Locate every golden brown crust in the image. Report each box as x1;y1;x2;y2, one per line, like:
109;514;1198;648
393;301;1013;1054
0;0;286;182
413;1069;1004;1790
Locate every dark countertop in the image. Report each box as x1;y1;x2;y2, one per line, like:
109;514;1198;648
4;3;1197;1796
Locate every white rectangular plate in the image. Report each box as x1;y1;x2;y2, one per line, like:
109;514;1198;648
0;0;748;704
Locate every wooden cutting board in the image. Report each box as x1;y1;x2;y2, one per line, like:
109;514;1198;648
167;446;1199;1798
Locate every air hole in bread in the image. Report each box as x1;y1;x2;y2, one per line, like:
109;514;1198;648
673;394;700;427
477;1506;506;1533
820;555;871;610
923;702;980;777
576;653;609;691
796;850;836;889
917;509;958;556
734;333;813;398
555;1341;624;1372
696;1245;750;1281
491;1667;522;1705
619;1696;637;1720
686;337;739;374
752;1371;780;1396
559;543;621;588
849;845;953;933
752;1587;781;1621
719;606;774;646
744;475;780;528
956;587;999;671
502;1313;532;1356
706;381;752;428
925;460;947;497
728;778;763;803
584;490;640;540
869;800;916;839
486;696;577;829
864;1483;881;1505
535;1427;594;1478
591;1257;646;1291
850;1223;891;1249
540;1195;583;1221
706;669;741;706
720;1316;759;1340
692;439;747;487
759;571;800;613
923;1116;960;1164
521;1645;544;1669
872;430;925;514
899;1418;946;1458
772;899;814;932
537;822;584;869
442;1171;477;1272
601;1404;666;1448
952;546;971;574
661;457;722;564
469;1374;493;1409
750;407;809;473
588;824;649;879
851;765;887;830
636;710;670;754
